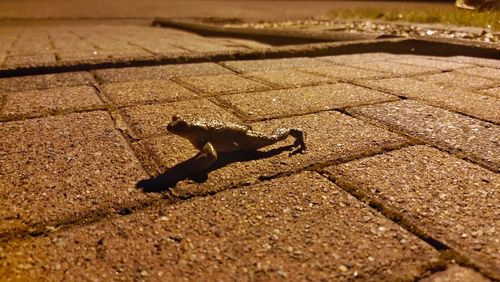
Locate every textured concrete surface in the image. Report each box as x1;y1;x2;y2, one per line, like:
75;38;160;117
327;145;499;278
0;23;498;281
0;172;439;281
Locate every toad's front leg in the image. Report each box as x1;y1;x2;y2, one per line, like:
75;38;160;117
190;142;218;172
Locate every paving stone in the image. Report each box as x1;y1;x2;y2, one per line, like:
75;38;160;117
1;86;103;119
360;77;500;124
117;99;241;139
95;62;233;83
101;79;197;107
348;61;437;76
327;145;500;278
455;66;500;81
414;71;498;90
300;64;388;81
3;53;57;67
317;53;400;65
221;57;332;73
219;83;398;120
57;49;154;62
348;100;500;171
0;111;152;234
0;71;94;93
244;69;332;88
0;172;438;281
175;73;272;95
137;111;408;197
393;57;470;71
420;265;490;282
481;87;500;99
444;56;500;69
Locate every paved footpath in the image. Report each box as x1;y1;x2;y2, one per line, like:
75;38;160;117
0;22;499;281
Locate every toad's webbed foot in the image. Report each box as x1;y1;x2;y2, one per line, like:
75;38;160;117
271;128;306;155
191;142;218;171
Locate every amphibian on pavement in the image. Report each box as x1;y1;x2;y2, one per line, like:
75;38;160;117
166;114;306;170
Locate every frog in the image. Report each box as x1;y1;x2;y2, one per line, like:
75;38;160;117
166;114;306;171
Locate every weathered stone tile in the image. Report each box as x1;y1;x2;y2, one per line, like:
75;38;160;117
101;79;197;107
0;172;438;281
0;71;94;93
300;65;387;81
455;66;500;81
360;77;500;123
95;62;233;83
1;86;103;119
138;111;409;196
327;145;500;278
221;57;332;73
219;83;398;120
414;71;498;90
348;61;437;75
117;99;241;139
245;69;332;88
3;53;56;67
420;265;490;282
0;111;153;234
481;87;500;99
349;100;499;171
175;74;272;95
394;57;470;71
316;53;399;65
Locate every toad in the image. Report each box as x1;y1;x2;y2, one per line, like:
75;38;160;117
166;114;306;170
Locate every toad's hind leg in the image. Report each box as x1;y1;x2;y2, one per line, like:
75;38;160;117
271;128;306;153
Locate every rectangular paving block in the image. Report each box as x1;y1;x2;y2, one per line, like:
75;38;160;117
360;77;500;124
244;69;333;88
101;79;197;107
175;73;272;96
455;66;500;81
137;110;409;197
481;87;499;99
95;62;233;83
414;71;498;90
3;53;57;67
0;111;154;234
219;83;398;121
391;56;470;71
0;71;94;93
300;64;388;81
421;265;490;282
443;56;500;69
316;53;400;65
1;86;103;119
117;99;242;139
0;172;438;281
221;57;332;73
348;60;437;76
348;100;500;171
326;145;500;279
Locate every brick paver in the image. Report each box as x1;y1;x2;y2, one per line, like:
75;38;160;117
421;265;490;282
0;172;438;281
245;69;332;88
482;87;499;98
101;79;197;107
3;53;57;68
391;56;470;71
443;56;500;69
327;145;500;278
221;57;332;73
0;71;94;93
0;111;153;234
300;64;388;81
359;77;500;124
136;111;409;197
317;53;400;65
348;61;437;76
1;86;103;119
414;71;498;90
175;73;272;95
455;66;500;81
95;62;232;83
219;83;398;120
348;100;500;171
117;99;241;139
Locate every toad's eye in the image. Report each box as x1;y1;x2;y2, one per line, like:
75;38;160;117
172;114;181;121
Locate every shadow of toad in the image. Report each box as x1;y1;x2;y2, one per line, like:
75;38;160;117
136;144;296;192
